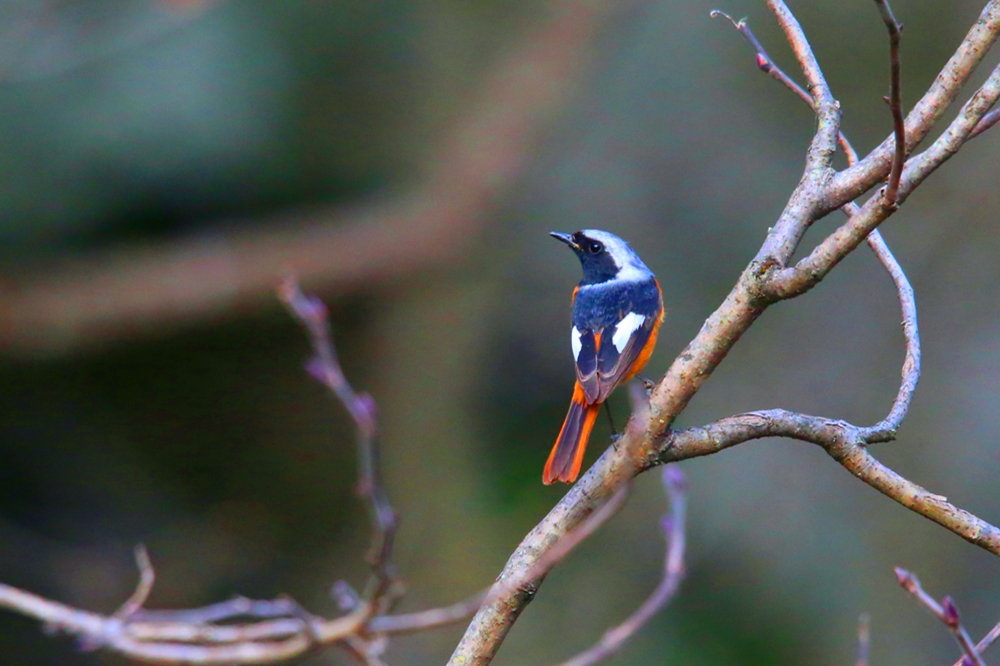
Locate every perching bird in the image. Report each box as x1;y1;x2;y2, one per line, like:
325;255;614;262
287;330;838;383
544;230;664;484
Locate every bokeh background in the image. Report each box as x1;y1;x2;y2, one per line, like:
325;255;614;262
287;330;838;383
1;1;998;664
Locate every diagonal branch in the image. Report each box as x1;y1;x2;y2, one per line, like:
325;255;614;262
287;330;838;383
951;617;1000;666
895;569;986;666
450;6;1000;664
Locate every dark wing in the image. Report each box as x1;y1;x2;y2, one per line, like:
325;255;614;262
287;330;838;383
593;312;658;403
573;312;657;405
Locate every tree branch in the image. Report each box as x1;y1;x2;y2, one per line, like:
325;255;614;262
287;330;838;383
824;0;1000;209
895;568;986;666
875;0;905;204
449;5;1000;663
660;407;1000;555
0;283;485;663
279;276;397;606
951;617;1000;666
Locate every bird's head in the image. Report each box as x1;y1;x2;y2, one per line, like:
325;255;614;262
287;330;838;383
549;229;652;285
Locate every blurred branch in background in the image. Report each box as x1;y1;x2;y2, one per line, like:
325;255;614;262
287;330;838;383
450;1;1000;663
894;568;996;666
0;0;614;357
0;279;485;663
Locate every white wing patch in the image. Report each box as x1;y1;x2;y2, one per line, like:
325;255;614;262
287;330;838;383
571;327;583;360
612;313;646;353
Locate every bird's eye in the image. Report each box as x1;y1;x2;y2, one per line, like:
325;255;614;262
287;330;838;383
587;241;604;254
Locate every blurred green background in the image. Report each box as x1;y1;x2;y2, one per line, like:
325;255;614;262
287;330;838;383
1;1;999;664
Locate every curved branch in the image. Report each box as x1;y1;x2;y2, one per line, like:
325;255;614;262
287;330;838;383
857;230;920;443
895;569;986;666
661;411;1000;555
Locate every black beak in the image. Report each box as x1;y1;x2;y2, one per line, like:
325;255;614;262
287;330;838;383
549;231;578;249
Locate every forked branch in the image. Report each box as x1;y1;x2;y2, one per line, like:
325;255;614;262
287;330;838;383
449;3;1000;664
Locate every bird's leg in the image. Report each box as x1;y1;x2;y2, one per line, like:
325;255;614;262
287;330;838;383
604;402;619;449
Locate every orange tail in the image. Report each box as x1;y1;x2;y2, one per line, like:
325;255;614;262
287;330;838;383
544;382;601;484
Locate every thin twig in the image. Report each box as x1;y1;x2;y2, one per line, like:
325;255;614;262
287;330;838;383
952;618;1000;666
875;0;906;204
710;11;809;101
856;613;871;666
556;467;686;666
115;545;155;620
894;569;986;666
710;10;856;161
367;591;487;635
969;106;1000;138
856;230;920;442
279;276;398;605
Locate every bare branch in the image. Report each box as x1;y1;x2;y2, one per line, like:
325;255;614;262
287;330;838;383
279;277;397;606
484;484;632;610
856;230;920;443
115;545;155;620
556;467;686;666
710;10;810;102
875;0;906;204
825;1;1000;209
367;591;487;635
895;569;986;666
952;617;1000;666
710;10;857;162
754;0;842;266
661;411;1000;556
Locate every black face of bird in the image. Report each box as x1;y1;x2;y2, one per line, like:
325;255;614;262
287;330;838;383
549;230;620;285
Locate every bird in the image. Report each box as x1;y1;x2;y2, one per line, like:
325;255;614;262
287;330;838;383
544;229;664;485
